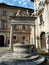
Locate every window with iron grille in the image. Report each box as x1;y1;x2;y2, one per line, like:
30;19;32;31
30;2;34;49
1;20;6;28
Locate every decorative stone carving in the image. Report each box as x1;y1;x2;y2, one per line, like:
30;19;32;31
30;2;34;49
13;9;32;17
45;0;49;4
39;1;45;6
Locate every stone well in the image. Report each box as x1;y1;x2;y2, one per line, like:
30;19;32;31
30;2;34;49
13;43;33;58
0;43;45;65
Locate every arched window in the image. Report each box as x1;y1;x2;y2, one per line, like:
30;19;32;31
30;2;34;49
13;36;16;39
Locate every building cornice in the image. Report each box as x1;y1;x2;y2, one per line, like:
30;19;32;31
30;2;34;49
9;16;37;26
10;16;37;21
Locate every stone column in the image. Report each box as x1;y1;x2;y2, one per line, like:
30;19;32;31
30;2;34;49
34;25;36;46
9;24;13;50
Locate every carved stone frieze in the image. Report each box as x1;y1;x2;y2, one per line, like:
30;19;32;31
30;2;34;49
13;9;33;17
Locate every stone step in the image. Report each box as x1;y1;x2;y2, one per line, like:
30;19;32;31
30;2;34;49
0;47;12;56
0;55;45;65
33;56;45;65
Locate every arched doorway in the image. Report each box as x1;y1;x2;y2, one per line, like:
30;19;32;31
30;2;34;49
0;35;4;46
40;32;46;49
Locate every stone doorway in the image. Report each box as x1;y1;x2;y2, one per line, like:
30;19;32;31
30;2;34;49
40;32;46;49
0;35;4;46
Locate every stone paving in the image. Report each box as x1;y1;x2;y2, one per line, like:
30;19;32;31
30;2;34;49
0;47;45;65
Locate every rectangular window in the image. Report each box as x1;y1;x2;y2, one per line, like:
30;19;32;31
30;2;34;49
3;11;7;16
1;20;6;28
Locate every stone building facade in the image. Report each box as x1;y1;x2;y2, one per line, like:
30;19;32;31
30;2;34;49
0;3;36;47
33;0;49;52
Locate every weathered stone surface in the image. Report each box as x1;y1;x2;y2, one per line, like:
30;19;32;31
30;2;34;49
0;43;45;65
13;43;33;58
